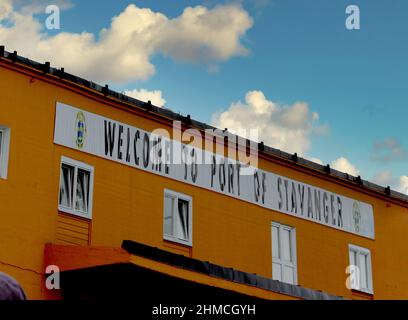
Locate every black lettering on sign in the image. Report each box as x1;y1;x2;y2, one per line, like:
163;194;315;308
253;171;266;204
157;137;162;173
284;180;289;211
164;140;170;175
151;137;162;172
291;182;297;214
117;125;124;160
277;177;283;210
151;140;157;171
133;130;140;166
159;138;164;172
211;156;216;188
298;184;305;216
337;197;343;227
323;192;329;223
254;171;260;202
331;194;336;226
314;190;321;221
126;127;131;163
261;172;266;204
104;120;116;157
307;187;313;218
182;145;188;180
191;148;198;183
228;163;234;194
219;159;226;191
143;132;150;168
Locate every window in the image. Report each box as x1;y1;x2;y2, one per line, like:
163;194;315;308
58;156;94;219
271;222;297;285
163;189;192;246
348;244;373;294
0;126;11;179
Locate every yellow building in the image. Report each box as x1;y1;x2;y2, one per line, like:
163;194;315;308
0;47;407;301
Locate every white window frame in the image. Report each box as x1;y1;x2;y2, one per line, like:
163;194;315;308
348;244;373;294
163;189;193;247
58;156;94;219
0;126;11;180
271;222;298;285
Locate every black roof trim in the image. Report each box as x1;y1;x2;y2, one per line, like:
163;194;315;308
1;46;406;203
121;240;344;300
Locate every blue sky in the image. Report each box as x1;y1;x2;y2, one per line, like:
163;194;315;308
2;0;407;191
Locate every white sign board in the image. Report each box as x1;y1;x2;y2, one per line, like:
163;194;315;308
54;102;375;239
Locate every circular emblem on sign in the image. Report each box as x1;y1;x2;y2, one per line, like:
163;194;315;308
75;111;87;149
352;201;361;233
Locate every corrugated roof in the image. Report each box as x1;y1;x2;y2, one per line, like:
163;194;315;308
122;240;344;300
1;45;407;203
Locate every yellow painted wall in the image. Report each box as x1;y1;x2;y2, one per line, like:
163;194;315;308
0;61;407;300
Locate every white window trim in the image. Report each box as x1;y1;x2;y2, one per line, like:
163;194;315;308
58;156;94;220
0;126;11;180
348;244;374;294
163;189;193;247
271;222;298;285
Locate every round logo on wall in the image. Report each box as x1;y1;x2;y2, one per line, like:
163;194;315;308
75;111;87;149
352;201;362;233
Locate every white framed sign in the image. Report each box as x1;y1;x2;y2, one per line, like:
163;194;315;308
54;102;375;239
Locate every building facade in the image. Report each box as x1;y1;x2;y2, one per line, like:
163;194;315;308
0;48;407;300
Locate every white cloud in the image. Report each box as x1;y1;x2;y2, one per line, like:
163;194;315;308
330;157;360;176
0;3;253;83
372;170;394;186
124;89;166;107
397;176;408;195
371;138;406;163
0;1;12;20
211;90;327;155
157;5;252;64
371;171;408;195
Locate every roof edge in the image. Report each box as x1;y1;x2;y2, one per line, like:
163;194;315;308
0;45;406;203
121;240;344;300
